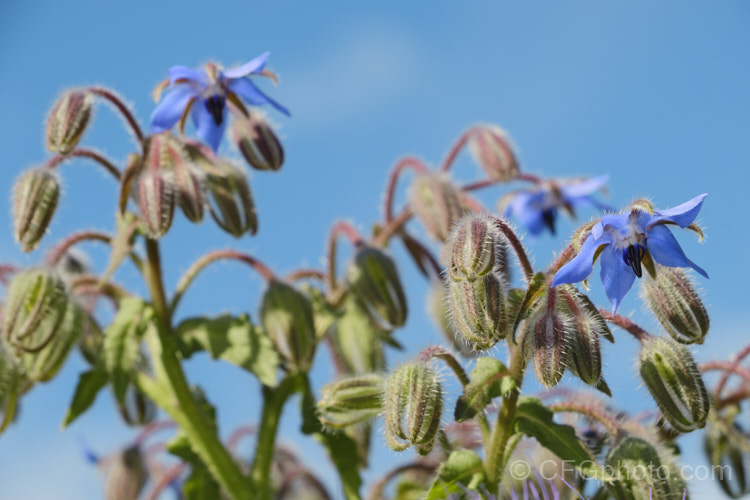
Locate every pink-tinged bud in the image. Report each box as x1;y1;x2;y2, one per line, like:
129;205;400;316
559;287;608;387
161;135;206;223
704;422;750;498
231;112;284;171
467;125;519;182
329;300;386;375
639;337;710;433
522;290;570;388
447;214;507;282
12;168;60;252
260;281;317;373
408;173;466;242
205;161;258;237
104;446;148;500
46;90;93;154
346;246;407;331
448;273;508;351
383;362;443;455
427;283;476;358
135;169;174;239
316;373;383;428
642;266;709;345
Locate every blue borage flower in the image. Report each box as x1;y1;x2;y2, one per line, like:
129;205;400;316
150;52;289;151
552;194;708;311
501;175;610;236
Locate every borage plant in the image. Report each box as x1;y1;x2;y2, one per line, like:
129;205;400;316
1;52;748;500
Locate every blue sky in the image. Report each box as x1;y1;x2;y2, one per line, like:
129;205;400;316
1;1;749;498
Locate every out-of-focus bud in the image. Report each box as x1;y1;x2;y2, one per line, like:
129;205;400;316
704;422;750;498
346;246;407;331
559;286;608;386
316;374;383;428
118;356;156;426
408;173;466;242
22;302;82;382
166;136;206;224
447;215;507;282
12;168;60;252
467;125;519;182
46;90;93;155
231;112;284;171
260;281;316;373
448;273;507;351
0;342;22;429
205;161;258;237
329;300;386;375
104;446;148;500
383;362;443;455
426;283;475;358
522;290;570;388
639;337;710;432
78;314;104;365
642;266;709;345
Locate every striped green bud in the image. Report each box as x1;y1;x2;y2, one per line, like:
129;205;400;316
22;301;82;382
408;172;466;242
104;446;148;500
46;90;93;155
383;362;443;455
12;168;60;252
704;422;750;498
560;286;608;386
447;214;506;282
316;374;383;428
448;273;507;350
118;356;156;426
639;337;710;433
231;112;284;171
205;161;258;237
467;125;519;182
346;246;407;330
642;266;709;345
522;289;571;388
329;300;385;375
427;282;475;358
163;134;206;224
0;341;22;428
260;281;316;373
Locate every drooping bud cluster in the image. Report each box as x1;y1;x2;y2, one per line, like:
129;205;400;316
522;287;571;388
231;112;284;171
316;374;383;428
46;90;93;155
12;168;60;252
638;337;710;432
467;125;520;182
642;265;709;345
383;362;443;455
346;246;407;331
204;160;258;237
426;283;475;358
260;280;316;373
408;172;466;242
704;421;750;498
104;446;148;500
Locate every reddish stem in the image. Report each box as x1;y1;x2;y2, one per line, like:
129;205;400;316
46;230;112;265
383;156;429;223
285;268;326;283
134;420;177;446
0;265;19;286
440;127;474;172
461;173;541;192
45;148;122;180
699;361;750;384
226;425;257;453
489;216;534;281
88;87;145;144
714;343;750;397
145;463;186;500
326;221;365;295
599;310;650;342
548;244;576;276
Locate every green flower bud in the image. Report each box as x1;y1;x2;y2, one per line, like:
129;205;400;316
104;446;148;500
522;291;571;388
260;281;317;373
642;266;709;345
448;273;508;350
164;135;206;224
46;90;93;155
408;173;466;242
467;125;519;182
704;422;750;498
329;300;386;375
12;168;60;252
0;342;22;428
639;337;710;433
316;373;383;428
426;282;475;358
22;301;82;382
447;214;507;282
560;286;608;386
205;161;258;237
118;356;156;426
231;112;284;171
346;246;407;330
383;362;443;455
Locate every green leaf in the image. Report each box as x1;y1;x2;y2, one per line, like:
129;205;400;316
174;314;279;387
426;449;485;499
62;367;108;427
510;272;547;343
454;357;514;422
304;285;342;341
183;462;222;500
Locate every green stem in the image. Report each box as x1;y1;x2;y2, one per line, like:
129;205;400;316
142;239;251;500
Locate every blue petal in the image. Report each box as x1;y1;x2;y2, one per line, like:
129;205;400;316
221;52;270;79
647;224;709;278
507;192;546;235
191;101;227;151
591;213;628;240
168;66;209;86
599;245;636;312
650;193;707;228
552;233;609;286
150;86;198;133
560;175;609;198
227;78;291;116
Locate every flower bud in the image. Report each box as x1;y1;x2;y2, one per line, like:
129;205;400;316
104;446;148;500
135;169;174;239
205;161;258;237
468;125;519;181
639;337;710;432
118;384;156;426
46;90;93;154
447;214;507;282
346;246;407;331
522;291;571;388
260;281;316;373
316;374;383;428
448;273;507;350
329;301;386;375
642;266;709;345
12;168;60;252
408;173;466;242
383;362;443;455
22;301;82;382
559;287;608;386
231;112;284;171
165;136;206;223
704;422;750;498
427;283;475;358
0;342;22;428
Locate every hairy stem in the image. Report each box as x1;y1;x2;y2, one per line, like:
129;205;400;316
599;310;651;342
88;87;145;144
490;216;534;281
326;220;365;299
45;148;122;180
383;156;428;223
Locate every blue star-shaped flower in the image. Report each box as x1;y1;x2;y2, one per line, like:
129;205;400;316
552;194;708;311
150;52;289;151
502;175;610;236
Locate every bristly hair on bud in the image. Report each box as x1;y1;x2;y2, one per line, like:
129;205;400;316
521;287;572;388
641;265;709;345
467;124;520;182
426;282;476;358
383;361;443;455
316;373;383;428
104;445;148;500
638;336;710;433
447;214;508;283
328;299;386;375
231;112;284;172
205;161;258;237
447;272;508;351
13;168;60;252
46;90;93;155
408;172;467;242
704;421;750;498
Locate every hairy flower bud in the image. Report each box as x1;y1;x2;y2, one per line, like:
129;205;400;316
46;90;93;154
317;374;383;428
231;112;284;171
639;337;710;432
135;169;174;239
427;283;475;358
118;356;156;426
13;168;60;252
606;436;686;500
205;161;258;237
0;342;22;427
164;137;206;224
448;273;507;351
408;173;466;242
260;281;316;373
22;301;82;382
704;422;750;498
383;362;443;455
346;246;407;331
329;301;386;375
522;290;571;388
104;446;148;500
468;125;520;182
447;215;506;282
559;287;608;386
642;266;709;345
